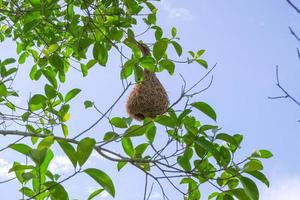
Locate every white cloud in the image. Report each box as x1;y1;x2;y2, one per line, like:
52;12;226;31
261;176;300;200
49;155;73;174
0;158;13;179
160;0;194;21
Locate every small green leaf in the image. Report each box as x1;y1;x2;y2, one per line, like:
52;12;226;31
155;115;176;128
171;27;177;37
121;59;134;79
103;131;118;141
159;59;175;75
246;171;270;187
49;54;64;72
84;168;115;197
0;83;8;97
121;137;134;157
251;149;273;159
44;182;69;200
37;136;54;150
196;59;208;68
135;143;148;157
216;133;238;146
196;50;205;58
110;117;128;128
244;159;263;172
140;56;156;72
191;102;217;121
153;39;168;60
125;125;145;137
61;123;69;137
29;94;47;111
239;176;259;200
65;88;81;103
44;84;57;99
88;189;104;200
232;188;251;200
77;137;96;166
117;161;127;171
171;41;182;56
57;139;77;168
154;26;163;40
2;58;16;65
84;100;94;109
145;126;156;143
93;42;108;66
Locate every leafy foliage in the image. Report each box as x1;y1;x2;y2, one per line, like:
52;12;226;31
0;0;272;199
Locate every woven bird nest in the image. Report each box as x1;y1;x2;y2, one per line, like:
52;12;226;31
126;70;169;121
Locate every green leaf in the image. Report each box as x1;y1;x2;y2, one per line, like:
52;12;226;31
154;26;163;40
139;56;156;72
121;137;134;157
244;159;263;172
155;115;176;128
93;42;108;66
77;137;96;166
232;188;251;200
29;149;48;165
180;178;201;200
110;117;128;128
65;88;81;103
171;27;177;37
196;59;208;68
159;59;175;75
49;54;64;72
81;63;88;77
37;136;54;150
9;164;34;173
153;39;168;60
103;131;118;141
246;171;270;187
29;0;41;7
23;20;40;34
125;125;145;137
145;126;156;143
42;69;57;88
117;161;127;171
251;149;273;159
191;102;217;121
121;59;134;79
88;189;104;200
196;50;205;58
44;84;57;99
239;176;259;200
29;94;47;111
47;44;59;54
44;182;69;200
57;139;77;168
2;58;16;65
215;133;238;146
61;123;69;137
10;143;32;155
29;65;38;80
84;168;115;197
0;82;7;97
84;100;94;109
171;41;182;56
208;192;219;200
135;143;148;157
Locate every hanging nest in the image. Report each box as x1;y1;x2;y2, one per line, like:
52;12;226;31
126;69;169;121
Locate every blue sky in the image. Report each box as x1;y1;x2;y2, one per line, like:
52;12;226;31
1;0;300;199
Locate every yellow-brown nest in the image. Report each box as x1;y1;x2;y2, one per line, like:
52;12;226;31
126;70;169;121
